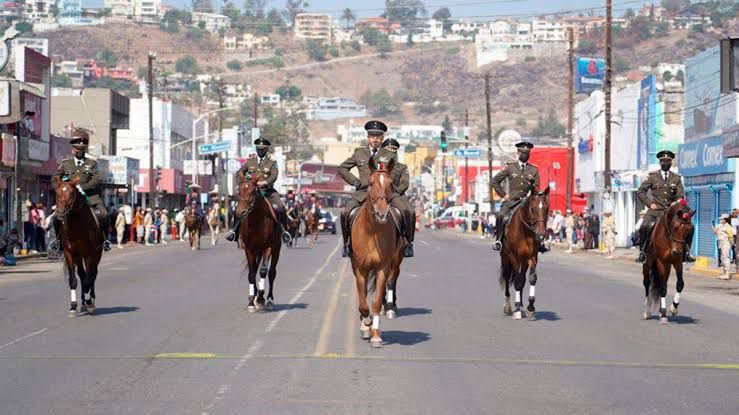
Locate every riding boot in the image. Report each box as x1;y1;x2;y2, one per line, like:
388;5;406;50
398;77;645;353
684;228;696;263
99;216;111;252
341;211;352;257
50;217;63;253
403;212;415;258
636;221;649;263
225;218;240;242
278;210;292;244
492;213;505;252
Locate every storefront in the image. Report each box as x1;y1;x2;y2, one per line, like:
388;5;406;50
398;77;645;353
678;136;736;259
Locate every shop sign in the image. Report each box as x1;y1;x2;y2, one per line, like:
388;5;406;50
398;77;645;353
27;138;48;161
678;136;731;176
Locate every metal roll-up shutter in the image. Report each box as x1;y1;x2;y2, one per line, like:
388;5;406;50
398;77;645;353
718;188;732;216
696;189;715;257
686;191;699;256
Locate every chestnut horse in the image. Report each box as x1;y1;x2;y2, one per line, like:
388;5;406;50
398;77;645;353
642;201;695;323
499;187;550;321
53;176;104;315
350;157;404;348
236;173;282;312
184;205;203;250
303;208;319;245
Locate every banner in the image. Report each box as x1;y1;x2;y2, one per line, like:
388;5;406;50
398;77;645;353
575;57;605;94
637;75;656;169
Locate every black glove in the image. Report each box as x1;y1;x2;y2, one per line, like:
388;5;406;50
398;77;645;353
353;179;361;188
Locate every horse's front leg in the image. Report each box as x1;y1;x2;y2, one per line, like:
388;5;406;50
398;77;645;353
512;263;528;320
670;262;684;316
370;268;388;348
64;252;77;315
246;250;259;312
257;248;272;307
502;257;512;316
526;257;538;320
353;264;371;340
642;262;651;320
384;263;400;319
83;255;100;315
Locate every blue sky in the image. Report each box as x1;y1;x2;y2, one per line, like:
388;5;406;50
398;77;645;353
89;0;655;19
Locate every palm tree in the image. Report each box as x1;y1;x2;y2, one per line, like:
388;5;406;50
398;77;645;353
342;8;355;29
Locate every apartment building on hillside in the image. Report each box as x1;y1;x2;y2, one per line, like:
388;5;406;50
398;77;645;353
294;13;332;43
105;0;134;17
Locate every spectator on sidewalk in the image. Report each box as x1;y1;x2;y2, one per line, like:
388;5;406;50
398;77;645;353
33;203;46;252
564;209;575;254
603;210;617;259
134;207;144;244
582;208;593;250
590;212;600;250
115;209;126;249
552;210;564;242
144;208;153;246
0;228;21;266
713;214;734;280
176;208;187;241
632;209;647;248
160;209;169;244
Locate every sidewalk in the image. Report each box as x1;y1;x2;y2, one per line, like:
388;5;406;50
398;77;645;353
442;227;735;281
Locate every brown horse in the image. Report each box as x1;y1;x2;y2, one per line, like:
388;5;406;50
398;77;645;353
303;208;319;245
350;157;404;348
285;203;302;248
499;187;550;320
236;173;282;312
184;205;203;250
53;175;104;315
642;201;695;323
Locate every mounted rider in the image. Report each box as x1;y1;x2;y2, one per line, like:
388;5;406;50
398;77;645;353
50;127;112;252
636;150;695;263
338;120;414;258
185;183;204;218
377;138;414;257
304;192;322;222
225;137;291;243
491;141;547;253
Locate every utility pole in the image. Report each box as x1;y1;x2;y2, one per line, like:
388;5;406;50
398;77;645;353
604;0;613;192
147;51;156;210
14;120;22;242
253;93;258;126
216;79;229;228
566;27;575;211
484;73;495;214
464;108;469;204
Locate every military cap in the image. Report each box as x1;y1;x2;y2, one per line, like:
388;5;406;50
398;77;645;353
254;138;271;148
515;141;534;151
70;127;92;145
381;138;400;152
656;150;675;160
365;120;388;135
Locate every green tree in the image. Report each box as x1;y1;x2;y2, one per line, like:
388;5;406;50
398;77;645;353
376;37;392;57
96;49;118;67
328;46;339;57
15;21;33;34
406;32;414;47
227;60;242;71
655;21;669;37
175;56;199;74
283;0;309;25
342;8;355;29
361;88;399;117
359;26;382;46
161;20;180;33
676;69;685;83
614;57;631;73
384;0;427;27
531;109;566;137
691;23;704;33
221;1;241;21
306;39;328;61
198;20;206;30
432;7;452;33
275;85;302;100
163;8;192;24
52;73;72;88
624;8;635;20
576;39;597;55
244;0;267;18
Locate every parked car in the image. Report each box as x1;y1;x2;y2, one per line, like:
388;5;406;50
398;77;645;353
318;211;337;234
433;207;466;229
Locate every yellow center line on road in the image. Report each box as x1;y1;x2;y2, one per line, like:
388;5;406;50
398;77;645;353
2;353;739;371
313;259;350;356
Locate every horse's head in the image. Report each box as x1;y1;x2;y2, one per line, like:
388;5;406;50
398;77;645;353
236;172;261;218
667;199;695;258
53;175;82;218
528;187;551;244
367;155;395;224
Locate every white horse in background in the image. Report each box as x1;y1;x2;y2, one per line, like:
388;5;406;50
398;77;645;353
208;202;222;246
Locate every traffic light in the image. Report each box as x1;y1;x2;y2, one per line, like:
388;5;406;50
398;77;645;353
440;131;448;152
155;166;162;183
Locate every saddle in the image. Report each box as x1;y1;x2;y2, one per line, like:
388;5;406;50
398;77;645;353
500;198;525;237
349;204;404;237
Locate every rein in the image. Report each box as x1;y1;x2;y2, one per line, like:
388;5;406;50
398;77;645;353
662;209;690;245
366;171;390;217
517;196;546;235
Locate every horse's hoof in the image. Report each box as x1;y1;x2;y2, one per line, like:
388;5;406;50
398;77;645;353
191;247;196;251
527;311;536;321
265;300;274;311
385;309;396;320
642;312;651;320
87;306;96;315
360;328;371;340
370;337;383;348
659;317;669;324
512;311;523;320
669;304;678;316
247;305;257;313
503;302;512;316
68;309;77;317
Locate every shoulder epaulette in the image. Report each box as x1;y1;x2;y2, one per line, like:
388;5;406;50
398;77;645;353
247;154;257;159
528;163;538;169
61;157;72;162
506;160;517;165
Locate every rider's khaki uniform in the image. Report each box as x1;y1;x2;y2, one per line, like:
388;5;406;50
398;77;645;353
56;157;107;220
491;161;540;241
637;170;685;223
236;155;284;213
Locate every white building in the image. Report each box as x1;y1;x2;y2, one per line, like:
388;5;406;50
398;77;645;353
22;0;53;23
192;12;231;33
223;33;270;50
133;0;160;22
531;19;569;43
294;13;332;43
303;97;366;121
105;0;134;17
450;20;486;34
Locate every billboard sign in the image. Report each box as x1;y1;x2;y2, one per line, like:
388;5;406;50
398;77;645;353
678;136;730;177
575;57;606;93
637;75;657;169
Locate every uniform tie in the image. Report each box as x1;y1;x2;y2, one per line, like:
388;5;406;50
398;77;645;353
372;148;377;157
663;171;668;181
75;158;83;167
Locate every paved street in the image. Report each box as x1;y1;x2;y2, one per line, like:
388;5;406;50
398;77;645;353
1;231;739;414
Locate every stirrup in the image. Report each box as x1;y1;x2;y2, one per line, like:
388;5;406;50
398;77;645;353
342;243;352;258
684;252;696;263
224;230;237;242
404;243;414;258
49;239;61;252
281;231;292;244
636;251;646;263
103;240;112;252
492;240;502;252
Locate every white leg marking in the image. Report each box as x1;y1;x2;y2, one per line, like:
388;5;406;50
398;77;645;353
372;315;380;329
387;289;394;303
660;297;666;309
515;291;521;303
257;277;266;291
674;292;680;304
249;284;255;296
529;286;535;298
70;290;76;302
84;292;91;301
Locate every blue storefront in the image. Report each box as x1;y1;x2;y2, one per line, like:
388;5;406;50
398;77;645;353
678;136;736;258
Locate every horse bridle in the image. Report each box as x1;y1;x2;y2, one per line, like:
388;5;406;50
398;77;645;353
366;171;390;215
664;211;691;245
519;195;547;235
238;182;261;218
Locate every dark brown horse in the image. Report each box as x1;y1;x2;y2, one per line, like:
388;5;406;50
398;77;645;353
642;200;695;323
350;157;405;348
53;175;104;315
236;173;282;312
285;203;302;248
499;187;550;320
184;203;203;250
